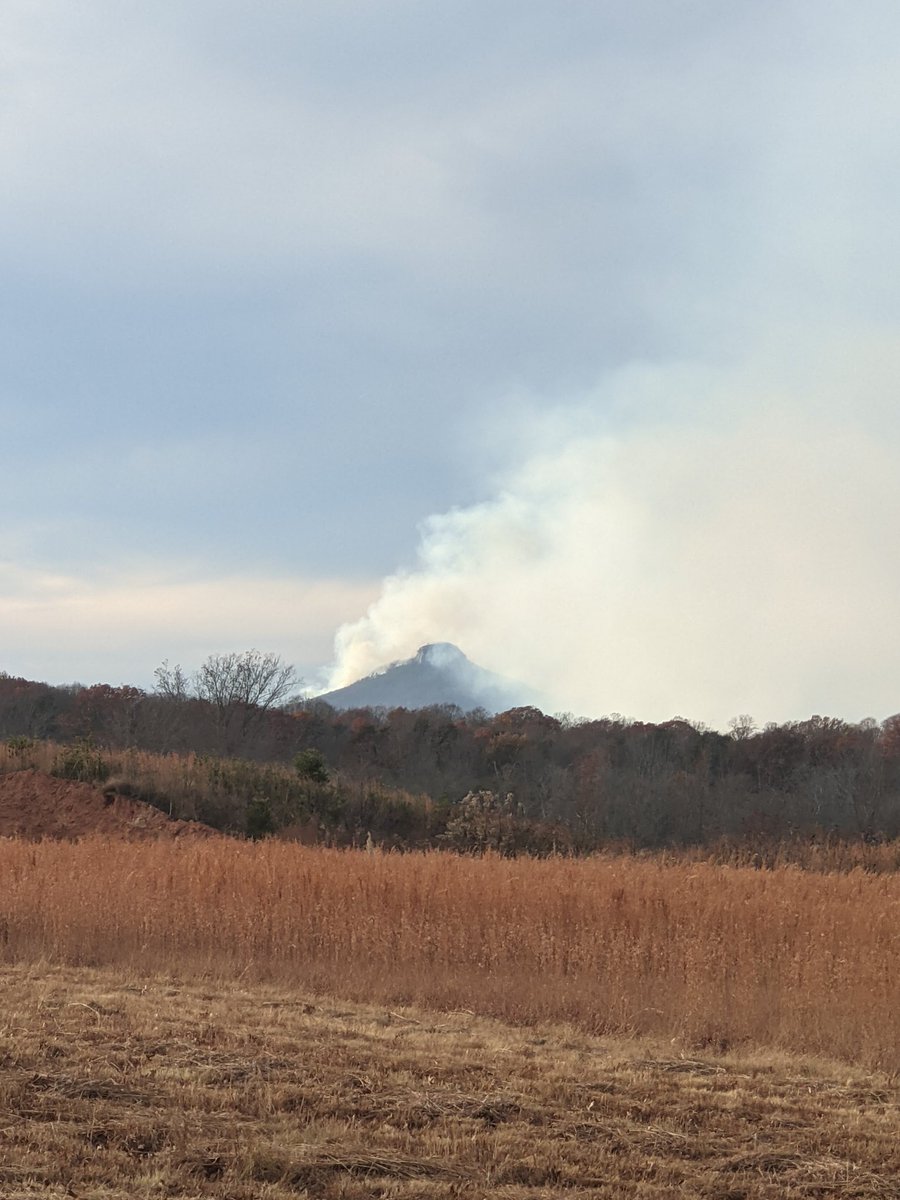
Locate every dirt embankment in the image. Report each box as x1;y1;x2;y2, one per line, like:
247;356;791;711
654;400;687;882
0;769;217;840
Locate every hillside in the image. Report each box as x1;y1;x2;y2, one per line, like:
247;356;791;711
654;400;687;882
0;770;215;841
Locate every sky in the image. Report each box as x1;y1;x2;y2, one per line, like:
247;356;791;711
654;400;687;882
4;1;900;728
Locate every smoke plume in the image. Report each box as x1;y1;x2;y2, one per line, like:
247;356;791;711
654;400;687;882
330;351;900;729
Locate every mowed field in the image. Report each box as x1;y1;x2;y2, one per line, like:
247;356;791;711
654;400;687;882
1;965;898;1199
1;839;898;1196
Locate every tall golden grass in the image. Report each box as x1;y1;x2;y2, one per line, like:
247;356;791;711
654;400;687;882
0;838;897;1070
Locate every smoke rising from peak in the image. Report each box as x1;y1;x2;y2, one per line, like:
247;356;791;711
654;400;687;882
330;352;900;729
322;2;900;728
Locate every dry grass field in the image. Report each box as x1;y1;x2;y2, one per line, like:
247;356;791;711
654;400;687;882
1;838;898;1072
0;963;897;1199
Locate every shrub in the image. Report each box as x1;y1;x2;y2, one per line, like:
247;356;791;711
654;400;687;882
51;739;110;784
5;736;36;764
246;797;276;840
294;748;329;783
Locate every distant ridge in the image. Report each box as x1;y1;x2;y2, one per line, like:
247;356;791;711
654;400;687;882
314;642;539;714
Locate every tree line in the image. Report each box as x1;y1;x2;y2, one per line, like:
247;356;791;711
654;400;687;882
2;652;900;851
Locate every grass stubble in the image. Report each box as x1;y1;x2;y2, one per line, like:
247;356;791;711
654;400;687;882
0;964;898;1199
0;839;898;1196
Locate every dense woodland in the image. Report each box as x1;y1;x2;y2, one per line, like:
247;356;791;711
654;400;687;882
2;663;900;853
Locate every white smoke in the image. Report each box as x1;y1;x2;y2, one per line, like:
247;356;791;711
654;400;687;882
330;349;900;729
323;1;900;729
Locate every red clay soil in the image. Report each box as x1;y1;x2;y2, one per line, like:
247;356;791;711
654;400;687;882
0;770;217;841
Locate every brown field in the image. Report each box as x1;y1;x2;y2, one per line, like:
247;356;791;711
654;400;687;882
0;963;897;1199
1;838;898;1072
1;838;899;1196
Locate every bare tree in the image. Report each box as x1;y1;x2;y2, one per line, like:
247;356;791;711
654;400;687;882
194;650;299;754
153;660;190;702
194;650;297;709
148;661;197;752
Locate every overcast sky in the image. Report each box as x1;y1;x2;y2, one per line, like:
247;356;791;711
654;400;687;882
4;2;900;727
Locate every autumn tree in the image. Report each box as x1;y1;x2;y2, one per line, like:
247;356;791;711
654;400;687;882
66;684;145;747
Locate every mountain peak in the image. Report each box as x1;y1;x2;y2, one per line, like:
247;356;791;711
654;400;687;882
314;643;540;714
413;642;469;667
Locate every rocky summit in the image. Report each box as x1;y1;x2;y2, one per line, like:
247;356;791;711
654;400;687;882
314;643;539;714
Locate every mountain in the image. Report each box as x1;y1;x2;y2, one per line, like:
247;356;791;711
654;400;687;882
313;643;539;714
